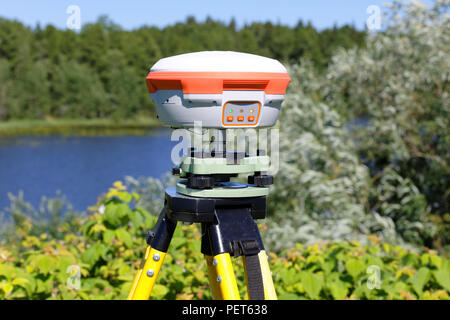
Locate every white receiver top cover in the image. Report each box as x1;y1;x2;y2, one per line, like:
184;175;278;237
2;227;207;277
150;51;288;73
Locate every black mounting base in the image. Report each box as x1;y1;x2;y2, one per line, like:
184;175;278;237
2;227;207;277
164;186;267;223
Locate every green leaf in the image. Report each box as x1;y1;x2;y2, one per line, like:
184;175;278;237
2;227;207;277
77;291;90;300
104;203;130;227
429;255;442;269
0;264;13;278
36;255;53;275
14;273;36;296
83;278;111;290
188;239;201;252
323;260;336;274
278;292;301;300
82;243;107;266
0;282;13;296
278;268;301;285
151;284;169;299
104;204;121;226
129;210;143;228
117;192;134;203
12;278;29;287
299;271;323;299
345;259;365;278
420;253;430;265
393;281;407;292
410;267;429;297
36;278;53;293
103;229;115;243
117;274;133;282
171;237;187;249
115;228;133;248
433;270;450;291
328;280;348;300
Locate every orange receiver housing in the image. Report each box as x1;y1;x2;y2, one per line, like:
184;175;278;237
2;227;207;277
146;71;291;95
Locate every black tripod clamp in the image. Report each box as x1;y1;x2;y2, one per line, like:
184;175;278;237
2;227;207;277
145;207;177;253
201;207;266;300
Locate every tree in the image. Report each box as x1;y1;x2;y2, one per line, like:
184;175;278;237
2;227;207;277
51;57;108;118
0;59;10;119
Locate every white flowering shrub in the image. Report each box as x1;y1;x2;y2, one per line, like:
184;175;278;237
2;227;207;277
326;0;449;250
264;62;400;251
125;173;177;215
263;0;448;252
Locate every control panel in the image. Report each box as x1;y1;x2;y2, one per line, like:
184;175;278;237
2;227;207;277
222;101;261;127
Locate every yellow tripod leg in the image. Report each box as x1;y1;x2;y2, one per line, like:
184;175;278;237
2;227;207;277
211;253;240;300
242;250;277;300
127;246;151;299
205;255;223;300
127;246;166;300
258;250;277;300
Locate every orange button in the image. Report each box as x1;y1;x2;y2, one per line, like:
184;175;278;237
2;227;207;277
237;116;245;122
226;116;234;122
248;116;255;122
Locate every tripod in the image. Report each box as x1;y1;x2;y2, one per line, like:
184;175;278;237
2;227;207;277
127;139;277;300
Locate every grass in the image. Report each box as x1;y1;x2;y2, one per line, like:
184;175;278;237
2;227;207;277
0;117;161;137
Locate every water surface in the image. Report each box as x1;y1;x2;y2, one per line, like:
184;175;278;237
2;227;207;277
0;128;177;212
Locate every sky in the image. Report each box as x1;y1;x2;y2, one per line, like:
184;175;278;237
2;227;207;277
0;0;436;31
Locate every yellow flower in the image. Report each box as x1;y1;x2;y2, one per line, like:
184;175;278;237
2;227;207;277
113;181;127;191
395;266;416;278
400;290;416;300
368;234;380;245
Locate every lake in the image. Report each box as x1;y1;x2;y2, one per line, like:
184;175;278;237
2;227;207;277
0;128;178;212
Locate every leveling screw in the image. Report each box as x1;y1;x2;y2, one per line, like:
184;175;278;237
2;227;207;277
153;253;160;261
147;269;154;277
217;276;222;283
212;259;218;266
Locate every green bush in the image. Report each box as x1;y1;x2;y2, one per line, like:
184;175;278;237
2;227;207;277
0;183;448;300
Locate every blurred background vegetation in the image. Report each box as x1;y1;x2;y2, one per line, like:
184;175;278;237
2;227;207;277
0;14;365;121
0;0;449;299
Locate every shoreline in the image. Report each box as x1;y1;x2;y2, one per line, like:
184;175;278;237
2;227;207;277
0;118;162;137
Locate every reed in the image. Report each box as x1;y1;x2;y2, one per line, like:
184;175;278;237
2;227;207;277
0;118;161;137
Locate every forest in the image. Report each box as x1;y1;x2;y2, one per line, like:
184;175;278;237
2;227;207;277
0;16;365;121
